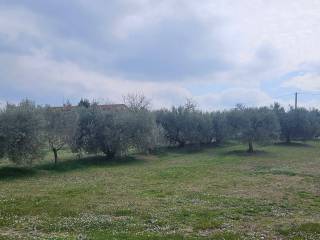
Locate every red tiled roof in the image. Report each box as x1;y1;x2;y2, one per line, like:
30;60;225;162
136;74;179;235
98;104;127;110
51;104;127;111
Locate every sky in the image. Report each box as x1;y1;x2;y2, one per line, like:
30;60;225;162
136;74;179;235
0;0;320;110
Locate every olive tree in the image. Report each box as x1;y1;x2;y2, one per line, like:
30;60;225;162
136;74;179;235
290;108;320;141
74;102;157;158
127;110;159;153
156;100;213;147
212;111;230;144
123;93;151;112
156;108;182;146
122;93;160;152
307;109;320;139
156;101;196;147
0;109;5;159
97;110;132;158
273;104;320;143
197;112;214;145
0;100;44;165
44;107;77;164
0;136;5;159
73;104;102;155
228;106;280;152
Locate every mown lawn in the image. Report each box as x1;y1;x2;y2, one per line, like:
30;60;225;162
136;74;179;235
0;142;319;239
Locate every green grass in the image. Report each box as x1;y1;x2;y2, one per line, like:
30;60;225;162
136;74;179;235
0;142;320;239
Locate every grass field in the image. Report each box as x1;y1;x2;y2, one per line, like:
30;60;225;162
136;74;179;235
0;142;320;239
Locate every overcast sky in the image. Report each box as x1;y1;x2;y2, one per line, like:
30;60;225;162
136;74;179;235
0;0;320;109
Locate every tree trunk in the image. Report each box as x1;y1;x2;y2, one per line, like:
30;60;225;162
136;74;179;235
215;138;222;146
107;151;116;159
104;148;116;159
178;141;185;148
53;148;58;165
286;135;291;143
248;141;254;153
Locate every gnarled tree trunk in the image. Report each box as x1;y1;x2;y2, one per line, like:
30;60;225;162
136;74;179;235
53;148;58;164
286;135;291;143
248;141;254;153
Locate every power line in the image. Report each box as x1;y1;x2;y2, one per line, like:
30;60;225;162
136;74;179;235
297;91;320;96
273;93;294;99
300;93;320;96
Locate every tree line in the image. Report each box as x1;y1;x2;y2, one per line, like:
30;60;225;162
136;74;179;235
0;96;319;166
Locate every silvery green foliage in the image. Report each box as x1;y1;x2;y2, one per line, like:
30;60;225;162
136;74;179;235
0;111;5;159
212;111;230;144
0;100;45;165
73;103;158;158
0;135;5;159
291;108;320;141
156;104;196;147
123;93;151;112
43;106;77;164
127;110;158;152
73;105;104;155
227;106;280;152
156;100;214;147
272;103;320;143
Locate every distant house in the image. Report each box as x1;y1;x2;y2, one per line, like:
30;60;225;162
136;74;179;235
50;104;127;112
98;104;128;111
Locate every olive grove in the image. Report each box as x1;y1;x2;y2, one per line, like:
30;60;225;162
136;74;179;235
0;98;319;166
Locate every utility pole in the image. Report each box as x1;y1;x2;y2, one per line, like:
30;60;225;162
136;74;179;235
295;92;298;110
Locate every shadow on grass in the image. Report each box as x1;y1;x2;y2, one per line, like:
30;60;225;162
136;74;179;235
0;166;37;180
0;155;144;181
152;143;225;157
38;155;144;172
275;141;313;148
223;149;272;157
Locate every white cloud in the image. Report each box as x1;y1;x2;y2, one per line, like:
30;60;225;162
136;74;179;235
0;50;192;107
196;88;274;111
1;0;320;109
283;73;320;91
0;49;316;110
111;0;320;83
0;6;41;41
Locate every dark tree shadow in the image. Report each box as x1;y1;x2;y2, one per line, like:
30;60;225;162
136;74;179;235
151;145;200;157
37;155;144;172
152;143;225;157
0;166;37;180
223;149;272;157
274;142;313;148
0;155;144;181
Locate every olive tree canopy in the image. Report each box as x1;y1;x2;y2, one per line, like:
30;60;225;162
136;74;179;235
228;106;280;152
0;100;44;165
